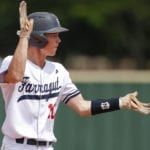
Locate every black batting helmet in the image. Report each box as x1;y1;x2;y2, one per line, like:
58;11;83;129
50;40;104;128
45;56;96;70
28;12;69;48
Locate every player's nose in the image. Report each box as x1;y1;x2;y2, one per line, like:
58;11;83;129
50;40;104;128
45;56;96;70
57;36;61;43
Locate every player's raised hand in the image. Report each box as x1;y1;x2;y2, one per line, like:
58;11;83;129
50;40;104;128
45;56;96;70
17;1;34;38
120;91;150;115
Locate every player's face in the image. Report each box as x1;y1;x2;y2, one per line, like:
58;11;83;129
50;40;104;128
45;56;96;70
43;33;61;56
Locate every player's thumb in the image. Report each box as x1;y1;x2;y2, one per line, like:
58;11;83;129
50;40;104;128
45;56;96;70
132;91;138;97
29;19;34;27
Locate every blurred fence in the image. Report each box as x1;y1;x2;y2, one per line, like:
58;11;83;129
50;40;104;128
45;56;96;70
0;70;150;150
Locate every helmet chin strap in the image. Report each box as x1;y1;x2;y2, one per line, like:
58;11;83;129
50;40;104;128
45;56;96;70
29;32;48;49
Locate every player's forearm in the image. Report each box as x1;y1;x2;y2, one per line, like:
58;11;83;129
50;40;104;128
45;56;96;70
4;37;28;83
67;95;92;116
77;100;92;116
4;1;34;83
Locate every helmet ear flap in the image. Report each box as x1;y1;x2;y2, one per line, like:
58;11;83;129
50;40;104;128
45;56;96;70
29;32;48;49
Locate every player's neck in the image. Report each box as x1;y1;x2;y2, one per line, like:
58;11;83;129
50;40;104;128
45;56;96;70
27;48;46;68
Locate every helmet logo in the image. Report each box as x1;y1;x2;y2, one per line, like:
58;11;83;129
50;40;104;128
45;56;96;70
56;18;60;26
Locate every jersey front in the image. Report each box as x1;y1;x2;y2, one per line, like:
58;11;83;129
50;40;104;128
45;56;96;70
0;56;80;142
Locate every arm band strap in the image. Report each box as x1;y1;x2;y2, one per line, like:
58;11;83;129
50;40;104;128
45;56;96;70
91;98;120;115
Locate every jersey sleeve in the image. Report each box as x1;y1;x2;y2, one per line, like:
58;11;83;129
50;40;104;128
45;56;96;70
0;56;12;73
0;56;12;83
61;68;80;104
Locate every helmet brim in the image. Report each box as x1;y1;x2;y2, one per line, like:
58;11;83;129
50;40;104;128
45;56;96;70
43;27;69;34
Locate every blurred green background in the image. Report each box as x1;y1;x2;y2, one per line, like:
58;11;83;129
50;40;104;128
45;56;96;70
0;0;150;69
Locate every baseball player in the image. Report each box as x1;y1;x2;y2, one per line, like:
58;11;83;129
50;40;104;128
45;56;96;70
0;1;150;150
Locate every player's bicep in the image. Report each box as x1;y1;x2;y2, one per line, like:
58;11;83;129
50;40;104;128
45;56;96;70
66;94;91;116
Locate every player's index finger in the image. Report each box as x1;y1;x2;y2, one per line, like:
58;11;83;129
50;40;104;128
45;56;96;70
19;1;27;18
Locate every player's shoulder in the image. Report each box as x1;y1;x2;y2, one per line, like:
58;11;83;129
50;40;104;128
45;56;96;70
47;61;69;76
46;60;68;73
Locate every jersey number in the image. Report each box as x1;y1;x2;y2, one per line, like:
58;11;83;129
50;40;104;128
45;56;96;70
48;103;56;119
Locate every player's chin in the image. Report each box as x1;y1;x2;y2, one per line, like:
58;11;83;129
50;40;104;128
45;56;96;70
48;51;57;57
47;49;57;56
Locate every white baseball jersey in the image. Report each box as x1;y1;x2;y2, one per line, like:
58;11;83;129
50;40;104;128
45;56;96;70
0;56;80;143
